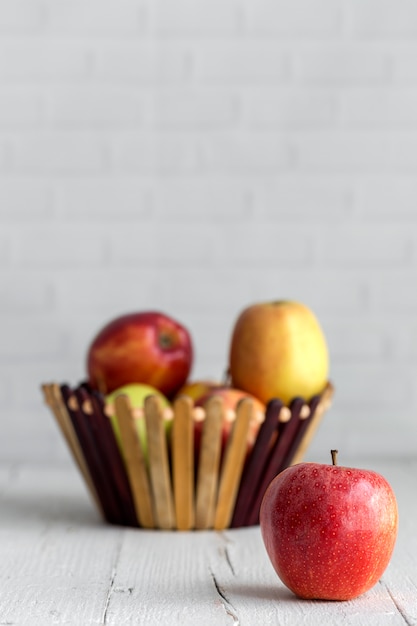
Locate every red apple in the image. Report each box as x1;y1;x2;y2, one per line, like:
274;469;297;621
260;451;399;601
194;387;266;453
229;301;329;405
87;311;193;397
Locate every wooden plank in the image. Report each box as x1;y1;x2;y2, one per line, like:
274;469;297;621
0;459;415;625
0;465;119;626
195;396;224;530
172;396;195;530
103;530;235;626
365;458;417;624
144;395;175;530
114;394;155;529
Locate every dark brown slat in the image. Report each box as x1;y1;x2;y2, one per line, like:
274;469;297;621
42;383;103;516
277;395;321;473
230;399;283;529
60;384;121;525
290;383;334;466
244;398;305;527
81;388;138;527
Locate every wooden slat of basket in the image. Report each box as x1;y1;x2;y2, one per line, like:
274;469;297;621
172;396;195;531
244;385;334;528
41;383;103;517
230;398;283;529
214;398;253;531
290;382;334;466
114;394;155;529
195;396;223;530
272;398;306;472
61;385;123;525
77;388;138;528
277;398;316;473
145;395;175;530
244;400;304;527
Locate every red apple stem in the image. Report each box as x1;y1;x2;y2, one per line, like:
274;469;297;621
331;449;338;466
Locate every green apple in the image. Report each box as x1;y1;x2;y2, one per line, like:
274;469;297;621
105;383;171;462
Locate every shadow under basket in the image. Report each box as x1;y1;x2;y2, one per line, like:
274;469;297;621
41;382;334;531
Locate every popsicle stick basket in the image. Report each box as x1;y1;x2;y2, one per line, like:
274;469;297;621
41;382;334;530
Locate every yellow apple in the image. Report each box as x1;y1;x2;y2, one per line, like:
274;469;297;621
105;383;172;462
228;301;329;405
175;379;223;402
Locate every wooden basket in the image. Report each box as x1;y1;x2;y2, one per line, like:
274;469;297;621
41;382;334;530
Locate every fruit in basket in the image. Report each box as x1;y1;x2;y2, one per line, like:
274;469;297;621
195;387;266;452
228;300;329;405
105;383;172;459
87;311;193;397
176;379;223;402
259;451;399;601
196;387;265;430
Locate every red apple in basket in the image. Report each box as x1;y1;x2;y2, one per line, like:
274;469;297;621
87;311;193;397
194;387;266;453
260;451;399;601
228;300;329;405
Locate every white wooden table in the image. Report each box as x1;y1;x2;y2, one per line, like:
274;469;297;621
0;459;416;625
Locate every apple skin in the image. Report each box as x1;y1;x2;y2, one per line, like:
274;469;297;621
87;311;193;397
259;457;399;601
105;383;172;461
175;379;223;403
228;301;329;406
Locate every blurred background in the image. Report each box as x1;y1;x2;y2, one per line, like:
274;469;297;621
1;0;416;465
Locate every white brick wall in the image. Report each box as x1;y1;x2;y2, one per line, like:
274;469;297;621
1;0;417;465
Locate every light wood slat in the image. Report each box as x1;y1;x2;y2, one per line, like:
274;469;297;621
41;383;102;517
195;396;223;530
214;398;253;531
291;382;334;466
172;396;195;530
144;395;175;530
114;394;155;529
